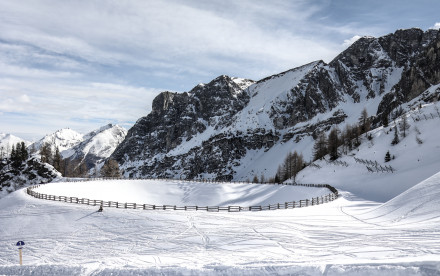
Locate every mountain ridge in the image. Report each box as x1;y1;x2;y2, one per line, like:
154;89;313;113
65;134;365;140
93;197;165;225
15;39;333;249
111;27;440;181
62;124;127;172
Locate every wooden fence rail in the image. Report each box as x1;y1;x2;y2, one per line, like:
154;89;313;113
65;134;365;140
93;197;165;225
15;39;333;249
26;179;339;213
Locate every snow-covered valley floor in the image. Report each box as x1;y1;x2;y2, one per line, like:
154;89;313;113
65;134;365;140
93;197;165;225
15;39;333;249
1;174;440;275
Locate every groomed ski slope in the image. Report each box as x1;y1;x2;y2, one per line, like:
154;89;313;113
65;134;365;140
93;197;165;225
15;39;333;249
1;173;440;275
33;179;330;207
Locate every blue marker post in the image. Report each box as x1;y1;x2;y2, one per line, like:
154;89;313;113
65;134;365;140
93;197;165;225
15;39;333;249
16;241;25;265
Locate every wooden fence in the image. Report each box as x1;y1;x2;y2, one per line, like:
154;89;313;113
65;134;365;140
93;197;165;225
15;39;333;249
26;178;339;213
354;157;395;173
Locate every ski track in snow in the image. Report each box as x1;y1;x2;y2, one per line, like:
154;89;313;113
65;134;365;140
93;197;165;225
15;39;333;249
1;184;440;275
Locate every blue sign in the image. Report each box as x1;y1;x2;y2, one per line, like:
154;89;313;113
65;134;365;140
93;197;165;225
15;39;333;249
16;241;25;249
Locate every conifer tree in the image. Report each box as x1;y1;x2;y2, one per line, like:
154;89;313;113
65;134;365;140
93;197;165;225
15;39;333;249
53;146;62;172
10;142;26;169
391;126;399;145
15;142;22;159
385;151;391;162
327;127;339;160
0;146;4;159
10;145;16;161
20;142;28;161
382;113;389;127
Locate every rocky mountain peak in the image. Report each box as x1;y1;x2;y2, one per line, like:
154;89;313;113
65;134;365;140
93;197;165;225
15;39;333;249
151;91;194;118
111;27;440;181
190;74;252;98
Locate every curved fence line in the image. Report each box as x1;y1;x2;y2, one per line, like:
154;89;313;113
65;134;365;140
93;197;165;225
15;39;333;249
26;178;339;212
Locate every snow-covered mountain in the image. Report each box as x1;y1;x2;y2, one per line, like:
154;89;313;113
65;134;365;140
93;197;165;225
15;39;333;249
0;124;125;193
112;28;440;180
0;133;30;157
62;124;127;171
30;128;83;154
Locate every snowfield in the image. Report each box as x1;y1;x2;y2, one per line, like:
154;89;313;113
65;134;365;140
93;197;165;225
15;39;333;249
33;179;331;207
0;173;440;275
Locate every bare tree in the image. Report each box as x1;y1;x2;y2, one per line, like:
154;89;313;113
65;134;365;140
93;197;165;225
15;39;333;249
101;159;121;178
359;108;371;135
313;132;327;161
399;115;410;138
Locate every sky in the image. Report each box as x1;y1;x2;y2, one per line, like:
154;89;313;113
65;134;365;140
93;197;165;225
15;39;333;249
0;0;439;141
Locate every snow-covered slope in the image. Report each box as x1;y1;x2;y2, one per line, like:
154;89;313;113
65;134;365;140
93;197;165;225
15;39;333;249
31;128;83;153
357;171;440;224
0;134;30;157
295;101;440;202
229;61;320;132
1;174;440;274
62;124;126;170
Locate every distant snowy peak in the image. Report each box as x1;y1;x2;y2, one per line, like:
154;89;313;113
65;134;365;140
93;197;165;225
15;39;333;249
0;134;30;156
63;124;127;169
82;123;116;141
80;124;127;158
32;128;83;153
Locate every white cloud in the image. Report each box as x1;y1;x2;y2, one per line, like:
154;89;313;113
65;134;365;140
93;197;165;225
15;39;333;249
3;1;438;140
430;22;440;30
342;35;362;48
0;61;77;79
19;94;30;103
0;77;161;139
0;0;343;80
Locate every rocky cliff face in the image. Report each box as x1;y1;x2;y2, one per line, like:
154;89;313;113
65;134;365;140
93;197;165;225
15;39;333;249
112;28;440;180
112;76;253;163
330;28;440;122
